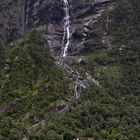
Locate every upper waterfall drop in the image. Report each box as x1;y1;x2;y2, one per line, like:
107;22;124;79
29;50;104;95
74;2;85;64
62;0;70;57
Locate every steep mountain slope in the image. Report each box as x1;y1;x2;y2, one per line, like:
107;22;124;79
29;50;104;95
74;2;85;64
0;0;140;140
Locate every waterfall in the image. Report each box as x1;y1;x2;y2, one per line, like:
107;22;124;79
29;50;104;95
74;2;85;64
62;0;70;57
56;0;101;99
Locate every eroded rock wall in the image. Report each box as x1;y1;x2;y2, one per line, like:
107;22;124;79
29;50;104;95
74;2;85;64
0;0;25;44
69;0;115;55
0;0;115;55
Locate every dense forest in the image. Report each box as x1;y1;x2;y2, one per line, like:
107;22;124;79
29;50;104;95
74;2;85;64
0;0;140;139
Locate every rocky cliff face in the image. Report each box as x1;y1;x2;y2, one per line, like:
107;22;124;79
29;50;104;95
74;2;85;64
25;0;65;55
69;0;115;55
0;0;25;44
0;0;115;54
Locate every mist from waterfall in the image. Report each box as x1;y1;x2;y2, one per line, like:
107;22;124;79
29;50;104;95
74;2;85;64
62;0;70;57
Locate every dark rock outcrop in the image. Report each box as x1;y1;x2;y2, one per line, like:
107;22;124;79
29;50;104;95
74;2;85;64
24;0;65;55
69;0;116;55
0;0;115;55
0;0;25;44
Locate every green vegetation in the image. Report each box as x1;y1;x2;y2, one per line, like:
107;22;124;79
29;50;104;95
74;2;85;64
0;0;140;139
0;30;70;139
40;0;140;139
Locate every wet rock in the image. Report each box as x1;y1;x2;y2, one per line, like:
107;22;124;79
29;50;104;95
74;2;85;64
4;63;10;71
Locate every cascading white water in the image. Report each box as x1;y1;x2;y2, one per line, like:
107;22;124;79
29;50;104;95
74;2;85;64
57;0;101;99
62;0;70;57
